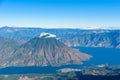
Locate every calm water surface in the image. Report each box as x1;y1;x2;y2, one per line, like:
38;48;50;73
0;47;120;74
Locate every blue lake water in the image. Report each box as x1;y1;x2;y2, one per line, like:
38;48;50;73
0;47;120;74
75;47;120;66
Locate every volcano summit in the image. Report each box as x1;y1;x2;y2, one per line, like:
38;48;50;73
2;32;91;67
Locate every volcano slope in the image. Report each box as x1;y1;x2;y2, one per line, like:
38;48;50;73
1;33;91;67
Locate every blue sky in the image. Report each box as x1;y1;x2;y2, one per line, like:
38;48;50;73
0;0;120;28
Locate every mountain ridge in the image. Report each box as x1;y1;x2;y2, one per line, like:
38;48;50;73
1;34;91;67
0;27;119;48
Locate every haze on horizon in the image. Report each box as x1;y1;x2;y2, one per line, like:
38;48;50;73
0;0;120;29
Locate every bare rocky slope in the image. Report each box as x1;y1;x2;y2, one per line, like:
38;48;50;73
0;37;23;67
1;33;91;67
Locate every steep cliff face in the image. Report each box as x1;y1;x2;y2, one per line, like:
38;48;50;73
60;31;120;48
0;27;119;48
2;33;91;67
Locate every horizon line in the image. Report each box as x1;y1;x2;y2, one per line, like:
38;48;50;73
0;25;120;30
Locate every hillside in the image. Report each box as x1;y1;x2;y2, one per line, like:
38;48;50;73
0;33;91;67
0;27;119;48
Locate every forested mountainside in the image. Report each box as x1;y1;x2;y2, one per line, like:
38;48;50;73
0;26;119;48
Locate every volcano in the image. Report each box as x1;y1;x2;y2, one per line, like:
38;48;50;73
3;32;91;67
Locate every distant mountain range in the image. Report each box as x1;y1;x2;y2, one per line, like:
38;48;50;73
0;33;91;67
0;26;120;48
